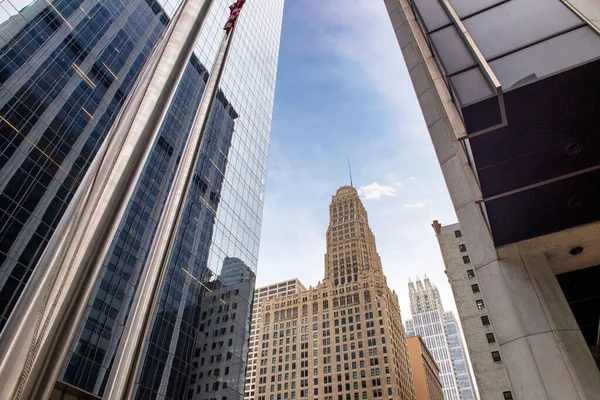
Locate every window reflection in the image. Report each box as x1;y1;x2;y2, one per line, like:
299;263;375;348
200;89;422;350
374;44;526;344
0;0;282;399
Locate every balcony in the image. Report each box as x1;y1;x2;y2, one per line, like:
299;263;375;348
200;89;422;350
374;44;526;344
411;0;600;246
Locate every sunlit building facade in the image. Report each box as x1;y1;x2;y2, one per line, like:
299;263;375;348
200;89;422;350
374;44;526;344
0;0;284;399
405;278;475;400
244;279;307;399
252;186;416;400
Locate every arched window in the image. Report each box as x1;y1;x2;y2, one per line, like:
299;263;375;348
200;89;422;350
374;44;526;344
265;312;271;324
274;311;280;322
354;293;360;304
333;298;339;308
323;300;329;311
313;302;318;314
364;290;371;303
347;294;352;305
302;304;308;317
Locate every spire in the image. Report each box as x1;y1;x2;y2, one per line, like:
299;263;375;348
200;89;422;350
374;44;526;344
325;186;383;282
348;157;353;187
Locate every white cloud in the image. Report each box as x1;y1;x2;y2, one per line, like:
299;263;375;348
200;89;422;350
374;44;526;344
358;182;402;200
306;0;424;128
403;199;433;208
260;0;459;321
358;177;418;200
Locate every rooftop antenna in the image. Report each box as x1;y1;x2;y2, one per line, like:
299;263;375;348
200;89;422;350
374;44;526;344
348;157;353;187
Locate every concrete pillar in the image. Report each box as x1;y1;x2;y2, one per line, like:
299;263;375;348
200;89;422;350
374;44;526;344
476;253;600;400
383;1;600;398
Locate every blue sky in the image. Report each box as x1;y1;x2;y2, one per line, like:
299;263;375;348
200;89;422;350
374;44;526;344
257;0;459;319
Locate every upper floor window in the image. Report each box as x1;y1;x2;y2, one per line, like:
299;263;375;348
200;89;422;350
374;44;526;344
492;351;502;362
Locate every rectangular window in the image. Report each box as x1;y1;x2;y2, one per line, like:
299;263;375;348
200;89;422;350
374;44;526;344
463;255;471;264
503;392;513;400
486;333;495;343
454;230;462;238
467;269;475;278
481;316;490;326
471;284;480;293
492;351;502;362
459;244;467;252
476;299;485;309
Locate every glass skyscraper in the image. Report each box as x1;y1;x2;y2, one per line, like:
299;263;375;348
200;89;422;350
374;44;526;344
0;0;284;399
405;278;476;400
444;312;475;400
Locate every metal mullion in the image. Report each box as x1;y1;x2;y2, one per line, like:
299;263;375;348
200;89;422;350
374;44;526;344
460;0;512;22
439;0;501;92
485;23;587;64
427;22;453;35
446;65;478;79
424;30;467;124
439;0;507;137
560;0;600;35
408;0;430;39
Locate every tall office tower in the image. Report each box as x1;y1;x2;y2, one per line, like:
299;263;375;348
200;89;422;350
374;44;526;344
384;0;600;398
0;0;284;399
405;278;475;400
244;279;307;399
406;336;443;400
432;221;510;400
252;186;416;400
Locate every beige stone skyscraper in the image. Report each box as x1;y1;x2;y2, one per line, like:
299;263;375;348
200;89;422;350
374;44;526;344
252;186;416;400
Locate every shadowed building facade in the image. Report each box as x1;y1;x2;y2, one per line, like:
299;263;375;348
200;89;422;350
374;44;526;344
252;186;416;400
384;0;600;399
0;0;284;399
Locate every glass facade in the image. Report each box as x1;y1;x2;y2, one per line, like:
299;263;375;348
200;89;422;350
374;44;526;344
406;279;476;400
410;0;600;128
444;312;475;400
0;0;284;399
0;0;165;331
407;310;460;400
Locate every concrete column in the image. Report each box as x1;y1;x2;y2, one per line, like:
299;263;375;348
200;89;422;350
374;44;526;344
384;1;600;399
476;253;600;400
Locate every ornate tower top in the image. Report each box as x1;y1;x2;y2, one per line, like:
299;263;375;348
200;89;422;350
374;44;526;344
324;186;383;284
408;276;443;315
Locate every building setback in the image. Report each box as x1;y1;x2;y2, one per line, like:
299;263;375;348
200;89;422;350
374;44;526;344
245;279;308;399
405;278;476;400
406;336;444;400
252;186;416;400
0;0;284;399
384;0;600;399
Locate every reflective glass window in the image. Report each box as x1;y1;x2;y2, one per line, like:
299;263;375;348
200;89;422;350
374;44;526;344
430;25;476;74
413;0;451;32
490;27;600;91
449;67;494;105
463;0;583;59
